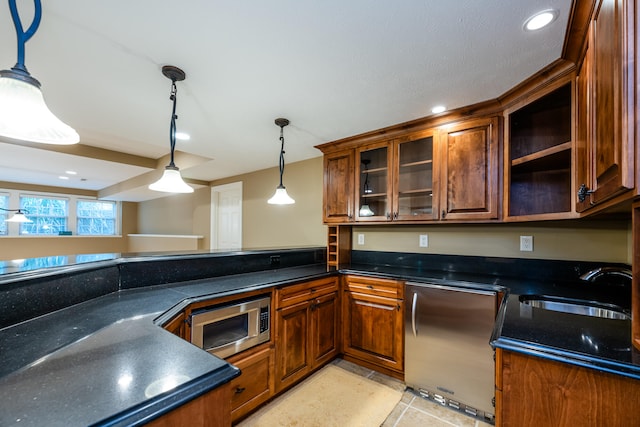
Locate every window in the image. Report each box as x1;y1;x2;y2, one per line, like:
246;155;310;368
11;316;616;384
19;196;69;235
77;200;117;236
0;193;9;236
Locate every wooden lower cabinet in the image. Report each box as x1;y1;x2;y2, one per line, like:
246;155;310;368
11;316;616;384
226;344;274;423
163;312;186;338
274;277;340;393
342;276;404;377
146;382;231;427
497;349;640;427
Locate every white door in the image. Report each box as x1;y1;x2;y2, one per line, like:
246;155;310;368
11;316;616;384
211;182;242;250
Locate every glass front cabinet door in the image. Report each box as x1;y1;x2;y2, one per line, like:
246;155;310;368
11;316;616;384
355;130;436;222
356;143;390;221
394;130;437;221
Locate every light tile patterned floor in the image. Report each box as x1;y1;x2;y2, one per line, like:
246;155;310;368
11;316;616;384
239;358;494;427
332;358;494;427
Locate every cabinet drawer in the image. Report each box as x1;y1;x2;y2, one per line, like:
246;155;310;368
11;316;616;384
277;277;338;308
345;276;403;299
228;346;273;421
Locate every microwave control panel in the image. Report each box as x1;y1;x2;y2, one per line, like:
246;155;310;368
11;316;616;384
259;305;269;333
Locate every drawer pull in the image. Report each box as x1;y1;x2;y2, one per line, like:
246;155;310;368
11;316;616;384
235;387;246;394
367;285;374;290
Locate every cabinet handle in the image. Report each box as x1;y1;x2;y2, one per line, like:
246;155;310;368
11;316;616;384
235;387;246;394
441;210;446;218
386;212;391;220
577;183;594;204
367;285;374;290
393;212;398;220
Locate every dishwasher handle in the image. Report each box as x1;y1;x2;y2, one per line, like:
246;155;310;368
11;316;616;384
411;292;418;337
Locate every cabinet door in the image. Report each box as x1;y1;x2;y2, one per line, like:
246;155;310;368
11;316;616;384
499;350;640;427
310;291;339;367
275;300;311;392
393;130;439;221
323;150;355;223
439;117;500;220
342;290;404;372
228;346;273;422
577;0;635;210
356;142;392;221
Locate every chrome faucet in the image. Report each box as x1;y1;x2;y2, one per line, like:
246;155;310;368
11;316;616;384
580;266;633;282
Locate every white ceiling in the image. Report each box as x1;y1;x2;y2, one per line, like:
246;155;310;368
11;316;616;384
0;1;572;201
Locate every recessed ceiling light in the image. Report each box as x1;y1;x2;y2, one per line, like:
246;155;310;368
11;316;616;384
431;106;446;114
58;176;69;180
175;132;190;141
65;170;77;175
524;9;558;31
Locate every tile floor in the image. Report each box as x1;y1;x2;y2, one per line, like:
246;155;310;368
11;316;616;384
247;358;494;427
331;359;493;427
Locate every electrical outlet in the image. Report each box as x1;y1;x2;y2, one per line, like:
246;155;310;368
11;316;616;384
357;233;365;245
520;235;533;252
419;234;429;247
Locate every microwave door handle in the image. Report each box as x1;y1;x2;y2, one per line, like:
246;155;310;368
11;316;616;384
411;292;418;337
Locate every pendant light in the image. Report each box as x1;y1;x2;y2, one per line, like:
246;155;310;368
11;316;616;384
0;0;79;145
148;66;194;194
268;118;295;205
0;208;32;223
359;159;374;217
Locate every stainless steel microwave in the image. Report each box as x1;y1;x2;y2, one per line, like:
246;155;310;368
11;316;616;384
190;295;270;359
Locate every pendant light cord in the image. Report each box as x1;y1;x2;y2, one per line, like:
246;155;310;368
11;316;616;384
278;125;286;187
168;80;178;168
8;0;41;76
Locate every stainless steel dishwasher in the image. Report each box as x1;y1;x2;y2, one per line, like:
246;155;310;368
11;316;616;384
405;282;496;423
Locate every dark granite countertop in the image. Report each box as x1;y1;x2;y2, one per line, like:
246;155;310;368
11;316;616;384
0;248;329;427
344;250;639;380
0;249;637;426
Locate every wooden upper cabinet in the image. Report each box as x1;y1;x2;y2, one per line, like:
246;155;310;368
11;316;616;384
355;142;393;221
576;0;635;211
323;150;355;223
394;130;438;221
440;117;500;221
504;77;576;220
355;130;438;222
321;117;500;224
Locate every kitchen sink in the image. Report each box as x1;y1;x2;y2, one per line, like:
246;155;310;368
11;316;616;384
519;295;630;320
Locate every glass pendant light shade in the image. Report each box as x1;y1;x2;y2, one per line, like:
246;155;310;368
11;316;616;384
268;185;295;205
148;166;194;193
0;0;79;145
2;209;32;223
359;204;374;217
0;74;79;144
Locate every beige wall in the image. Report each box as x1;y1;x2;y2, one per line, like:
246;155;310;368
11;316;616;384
136;156;327;250
352;220;631;264
211;156;326;249
136;187;211;250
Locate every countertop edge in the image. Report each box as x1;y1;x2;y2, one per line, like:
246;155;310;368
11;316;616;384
492;337;640;380
93;364;241;427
